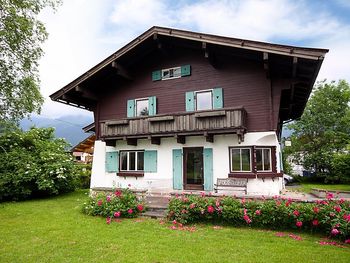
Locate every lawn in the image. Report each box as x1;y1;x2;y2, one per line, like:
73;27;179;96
293;183;350;193
0;191;349;263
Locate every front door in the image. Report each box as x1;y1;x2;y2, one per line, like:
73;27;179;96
183;147;204;190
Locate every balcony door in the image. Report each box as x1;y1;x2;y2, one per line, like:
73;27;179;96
183;147;204;190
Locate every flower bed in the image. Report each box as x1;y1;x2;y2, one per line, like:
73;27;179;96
167;193;350;241
82;188;146;222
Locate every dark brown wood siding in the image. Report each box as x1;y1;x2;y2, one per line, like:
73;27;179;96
97;47;283;132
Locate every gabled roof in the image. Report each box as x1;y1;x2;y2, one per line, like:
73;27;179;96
50;26;328;120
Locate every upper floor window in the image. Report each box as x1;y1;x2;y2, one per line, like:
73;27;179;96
162;67;181;80
135;98;149;116
196;90;213;110
256;148;272;172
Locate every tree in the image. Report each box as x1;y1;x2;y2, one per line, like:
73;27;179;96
0;0;61;122
287;80;350;181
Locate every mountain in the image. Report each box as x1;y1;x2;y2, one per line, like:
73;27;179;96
20;115;94;147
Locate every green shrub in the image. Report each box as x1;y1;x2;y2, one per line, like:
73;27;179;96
167;194;350;241
82;188;146;220
75;163;91;189
0;127;78;201
331;153;350;184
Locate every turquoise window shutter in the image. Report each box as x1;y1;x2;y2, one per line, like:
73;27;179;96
148;96;157;116
106;151;119;173
144;150;157;172
127;99;135;117
152;70;161;81
203;148;213;191
181;65;191;77
185;91;195;112
213;87;223;109
172;149;183;190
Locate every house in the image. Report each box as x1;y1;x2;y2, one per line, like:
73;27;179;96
50;26;328;196
71;134;95;163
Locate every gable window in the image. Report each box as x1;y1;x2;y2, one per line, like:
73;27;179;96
256;148;272;172
196;90;213;110
162;67;181;80
230;148;251;172
135;98;149;116
120;151;144;171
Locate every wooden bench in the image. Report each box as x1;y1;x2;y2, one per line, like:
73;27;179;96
214;178;248;194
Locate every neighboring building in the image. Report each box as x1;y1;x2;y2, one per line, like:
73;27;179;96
50;27;328;195
71;134;95;163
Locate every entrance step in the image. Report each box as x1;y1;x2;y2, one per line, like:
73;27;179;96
142;195;169;219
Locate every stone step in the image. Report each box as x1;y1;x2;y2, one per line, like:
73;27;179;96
142;210;166;219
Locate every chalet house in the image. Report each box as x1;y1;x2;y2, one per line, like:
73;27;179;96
50;27;328;196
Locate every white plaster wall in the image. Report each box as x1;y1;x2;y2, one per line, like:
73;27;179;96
90;131;282;195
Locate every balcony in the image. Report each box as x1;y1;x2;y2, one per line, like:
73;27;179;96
100;107;247;145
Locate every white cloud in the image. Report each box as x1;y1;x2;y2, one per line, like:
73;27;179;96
39;0;350;118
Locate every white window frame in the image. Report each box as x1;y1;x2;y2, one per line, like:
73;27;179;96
230;147;252;172
161;66;181;80
120;150;144;172
256;148;272;172
135;98;149;117
195;89;213;111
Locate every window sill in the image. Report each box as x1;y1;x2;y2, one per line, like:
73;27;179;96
228;172;282;179
257;173;282;178
117;172;144;178
228;173;256;179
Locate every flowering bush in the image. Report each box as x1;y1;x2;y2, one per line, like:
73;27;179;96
82;188;146;219
167;194;350;241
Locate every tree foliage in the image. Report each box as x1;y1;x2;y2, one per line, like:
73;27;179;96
286;80;350;182
0;127;78;201
0;0;61;122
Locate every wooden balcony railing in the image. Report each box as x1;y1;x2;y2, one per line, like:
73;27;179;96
100;107;247;143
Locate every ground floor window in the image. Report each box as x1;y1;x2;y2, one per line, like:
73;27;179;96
120;151;144;171
230;148;251;172
256;148;272;172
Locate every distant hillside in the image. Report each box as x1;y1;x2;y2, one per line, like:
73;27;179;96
20;115;94;147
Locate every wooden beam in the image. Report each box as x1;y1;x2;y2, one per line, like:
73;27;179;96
263;52;269;78
125;138;137;146
204;132;214;143
111;61;132;80
74;85;98;101
150;136;161;145
292;57;298;78
175;134;186;144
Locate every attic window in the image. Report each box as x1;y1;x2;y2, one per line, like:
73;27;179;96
162;67;181;80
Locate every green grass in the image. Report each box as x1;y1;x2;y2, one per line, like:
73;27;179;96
0;190;349;263
293;183;350;193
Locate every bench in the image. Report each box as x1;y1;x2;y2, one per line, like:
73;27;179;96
214;178;248;194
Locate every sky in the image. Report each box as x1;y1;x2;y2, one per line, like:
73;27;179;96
38;0;350;118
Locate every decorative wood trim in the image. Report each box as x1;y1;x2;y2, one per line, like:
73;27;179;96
148;116;175;122
150;136;161;145
125;138;137;146
204;132;214;143
117;172;144;178
175;134;186;144
228;173;256;179
194;110;226;118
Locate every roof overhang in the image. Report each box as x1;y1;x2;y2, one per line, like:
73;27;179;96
50;26;328;120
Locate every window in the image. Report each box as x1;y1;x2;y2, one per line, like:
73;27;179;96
120;151;144;171
256;148;272;171
196;90;213;110
230;148;251;172
135;98;149;116
161;67;181;80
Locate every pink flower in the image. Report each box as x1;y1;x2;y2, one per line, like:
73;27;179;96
255;210;261;215
128;184;131;187
329;212;335;217
182;197;189;203
275;201;281;206
241;198;246;205
181;209;188;214
200;192;205;197
289;234;302;241
243;208;247;215
97;200;103;206
334;206;341;213
331;228;340;235
178;223;183;228
312;219;319;226
345;239;350;244
296;221;303;227
189;203;196;209
114;211;121;218
293;210;300;217
137;204;144;212
326;192;334;200
127;209;133;214
243;215;252;224
170;225;177;230
285;202;290;207
313;206;319;213
172;220;177;225
207;205;215;214
115;191;122;197
275;232;285;237
215;199;220;207
106;217;111;225
343;214;350;222
106;195;111;202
